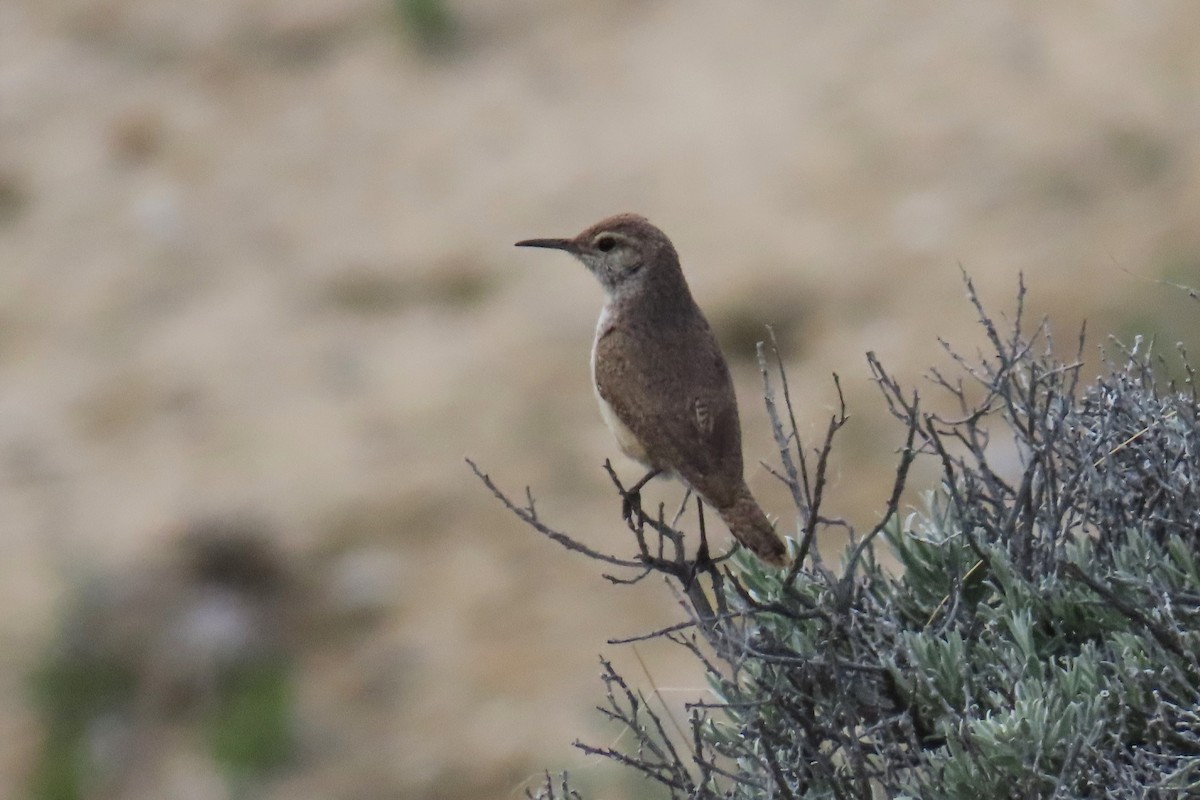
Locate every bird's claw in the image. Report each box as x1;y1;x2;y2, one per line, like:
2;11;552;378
621;490;642;523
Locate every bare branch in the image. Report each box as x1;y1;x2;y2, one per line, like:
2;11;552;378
466;458;645;569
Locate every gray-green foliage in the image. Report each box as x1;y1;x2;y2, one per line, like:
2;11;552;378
27;525;295;800
393;0;457;51
516;278;1200;799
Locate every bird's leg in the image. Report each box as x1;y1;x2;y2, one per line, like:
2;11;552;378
670;488;693;528
695;499;711;567
622;469;661;522
684;496;713;589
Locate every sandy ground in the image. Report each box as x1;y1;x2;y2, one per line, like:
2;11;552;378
2;1;1199;797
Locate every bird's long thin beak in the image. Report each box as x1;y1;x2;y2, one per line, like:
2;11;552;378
514;237;576;251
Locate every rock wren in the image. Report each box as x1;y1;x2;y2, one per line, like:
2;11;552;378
516;213;788;566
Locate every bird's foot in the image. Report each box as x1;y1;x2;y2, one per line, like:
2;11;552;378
621;491;642;524
682;541;714;590
621;469;661;525
681;502;714;590
696;534;712;569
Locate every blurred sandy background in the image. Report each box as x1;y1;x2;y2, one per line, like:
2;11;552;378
2;1;1200;798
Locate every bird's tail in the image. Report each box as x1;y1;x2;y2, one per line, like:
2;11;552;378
717;487;788;567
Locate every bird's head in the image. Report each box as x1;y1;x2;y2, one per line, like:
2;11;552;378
516;213;681;298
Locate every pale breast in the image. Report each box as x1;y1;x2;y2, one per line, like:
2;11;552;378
591;305;653;467
596;390;652;464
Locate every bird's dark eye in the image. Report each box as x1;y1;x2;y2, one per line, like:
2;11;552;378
595;235;617;252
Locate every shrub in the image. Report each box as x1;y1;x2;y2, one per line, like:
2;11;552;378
473;276;1200;799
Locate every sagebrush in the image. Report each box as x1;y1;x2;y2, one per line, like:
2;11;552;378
475;277;1200;799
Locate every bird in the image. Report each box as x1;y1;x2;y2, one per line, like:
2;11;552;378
515;213;788;566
